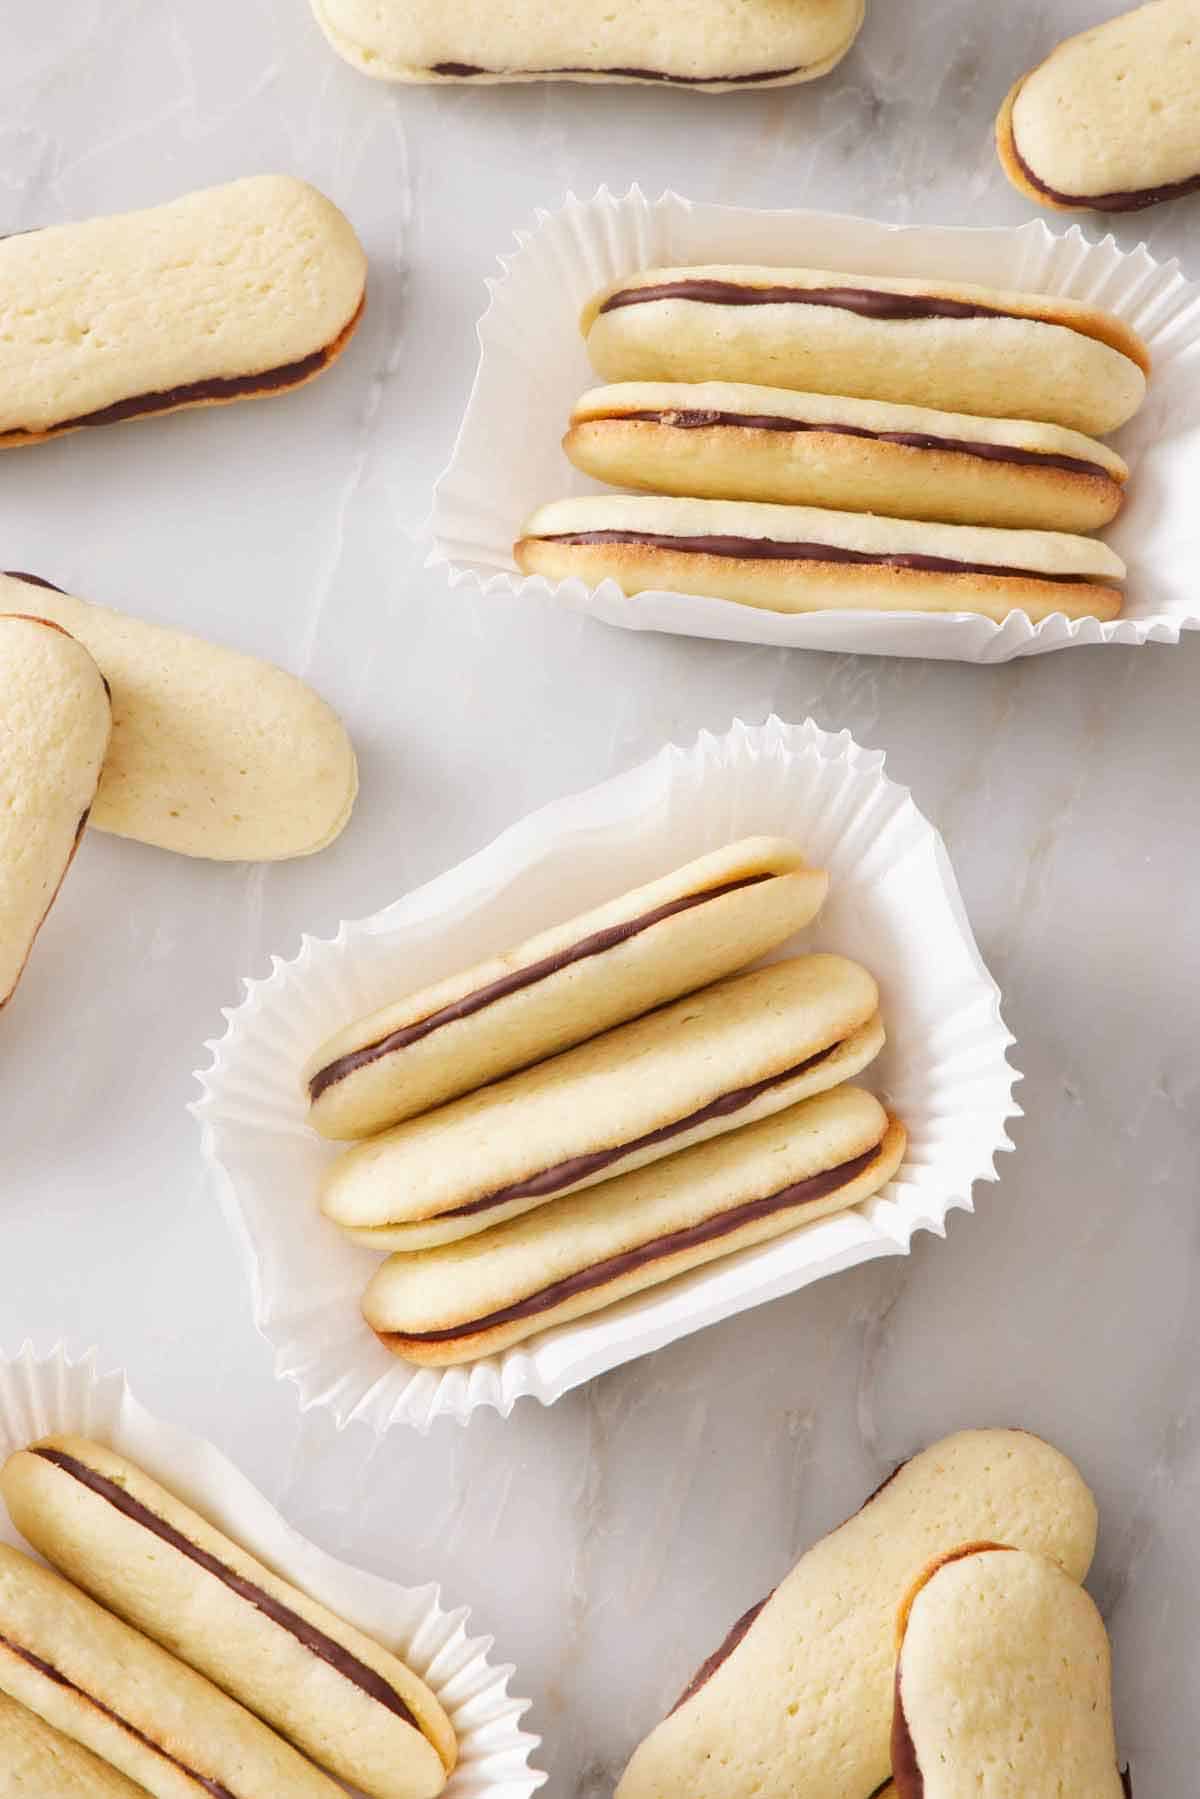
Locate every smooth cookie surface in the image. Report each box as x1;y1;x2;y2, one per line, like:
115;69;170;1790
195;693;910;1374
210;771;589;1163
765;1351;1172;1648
0;1689;149;1799
0;574;357;861
0;616;111;1006
311;0;865;87
0;176;366;444
615;1430;1098;1799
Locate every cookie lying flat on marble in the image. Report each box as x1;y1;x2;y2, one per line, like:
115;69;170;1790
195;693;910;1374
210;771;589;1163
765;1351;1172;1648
997;0;1200;213
310;0;865;88
0;1544;344;1799
2;1438;454;1799
307;837;828;1139
583;265;1149;434
566;382;1128;532
516;494;1125;623
0;1689;149;1799
363;1083;906;1364
893;1545;1125;1798
1;574;356;861
0;616;111;1007
615;1429;1098;1799
0;176;365;447
324;955;885;1251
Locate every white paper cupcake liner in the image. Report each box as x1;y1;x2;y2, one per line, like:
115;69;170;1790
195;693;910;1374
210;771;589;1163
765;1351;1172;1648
193;718;1020;1432
0;1342;544;1797
430;186;1200;662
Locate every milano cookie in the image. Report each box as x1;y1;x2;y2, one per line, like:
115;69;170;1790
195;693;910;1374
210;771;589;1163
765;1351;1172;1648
307;838;829;1139
997;0;1200;214
565;382;1128;532
0;176;365;448
583;265;1149;434
893;1546;1125;1797
0;1689;149;1799
616;1430;1099;1799
2;1438;454;1799
1;573;357;861
0;1543;344;1799
323;956;884;1251
310;0;865;89
516;494;1125;623
363;1084;906;1365
0;616;111;1007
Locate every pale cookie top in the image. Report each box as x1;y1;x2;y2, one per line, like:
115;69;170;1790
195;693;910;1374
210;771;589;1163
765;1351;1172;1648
572;381;1129;476
0;175;367;435
0;1690;148;1799
0;575;357;861
1010;0;1200;200
522;495;1127;580
313;0;865;83
897;1547;1124;1798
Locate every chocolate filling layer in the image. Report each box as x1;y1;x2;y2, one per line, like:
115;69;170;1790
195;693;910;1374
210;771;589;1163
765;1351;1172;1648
596;409;1114;481
310;870;774;1101
0;297;364;442
1011;129;1200;214
433;1039;844;1223
431;61;804;85
598;279;1046;324
537;530;1115;588
385;1138;885;1345
32;1448;421;1734
670;1594;772;1715
0;1630;238;1799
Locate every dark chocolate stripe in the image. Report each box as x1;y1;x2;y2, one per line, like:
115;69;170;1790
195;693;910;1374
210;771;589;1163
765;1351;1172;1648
598;279;1032;322
538;530;1117;588
386;1138;885;1345
0;296;364;441
435;1039;844;1222
670;1594;772;1715
1011;128;1200;213
0;1631;238;1799
309;870;774;1102
32;1448;421;1734
601;409;1114;481
430;61;804;85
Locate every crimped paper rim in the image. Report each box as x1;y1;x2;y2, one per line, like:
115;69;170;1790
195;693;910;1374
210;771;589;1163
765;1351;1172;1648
429;184;1200;663
0;1341;545;1797
193;718;1021;1431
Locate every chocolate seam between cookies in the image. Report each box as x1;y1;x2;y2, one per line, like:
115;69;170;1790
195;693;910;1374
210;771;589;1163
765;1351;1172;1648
309;870;774;1100
0;1630;238;1799
31;1448;422;1735
588;409;1115;481
384;1137;887;1344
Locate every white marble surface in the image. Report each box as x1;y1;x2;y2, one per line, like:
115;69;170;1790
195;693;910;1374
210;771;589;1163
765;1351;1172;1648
0;2;1197;1792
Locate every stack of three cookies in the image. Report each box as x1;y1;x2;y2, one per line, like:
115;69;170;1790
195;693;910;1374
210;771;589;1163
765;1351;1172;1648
305;839;907;1363
517;262;1151;624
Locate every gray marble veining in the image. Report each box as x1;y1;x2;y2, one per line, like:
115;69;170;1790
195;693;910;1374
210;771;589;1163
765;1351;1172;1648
0;2;1197;1792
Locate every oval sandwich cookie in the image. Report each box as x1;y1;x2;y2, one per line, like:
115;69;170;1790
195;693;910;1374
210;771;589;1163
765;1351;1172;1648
2;1438;455;1799
997;0;1200;213
615;1429;1099;1799
0;1688;148;1799
363;1083;906;1365
324;955;885;1250
516;494;1126;623
0;1544;346;1799
566;381;1128;532
1;573;357;861
0;616;111;1007
306;837;829;1139
0;175;366;447
310;0;865;88
582;265;1149;434
893;1545;1126;1798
